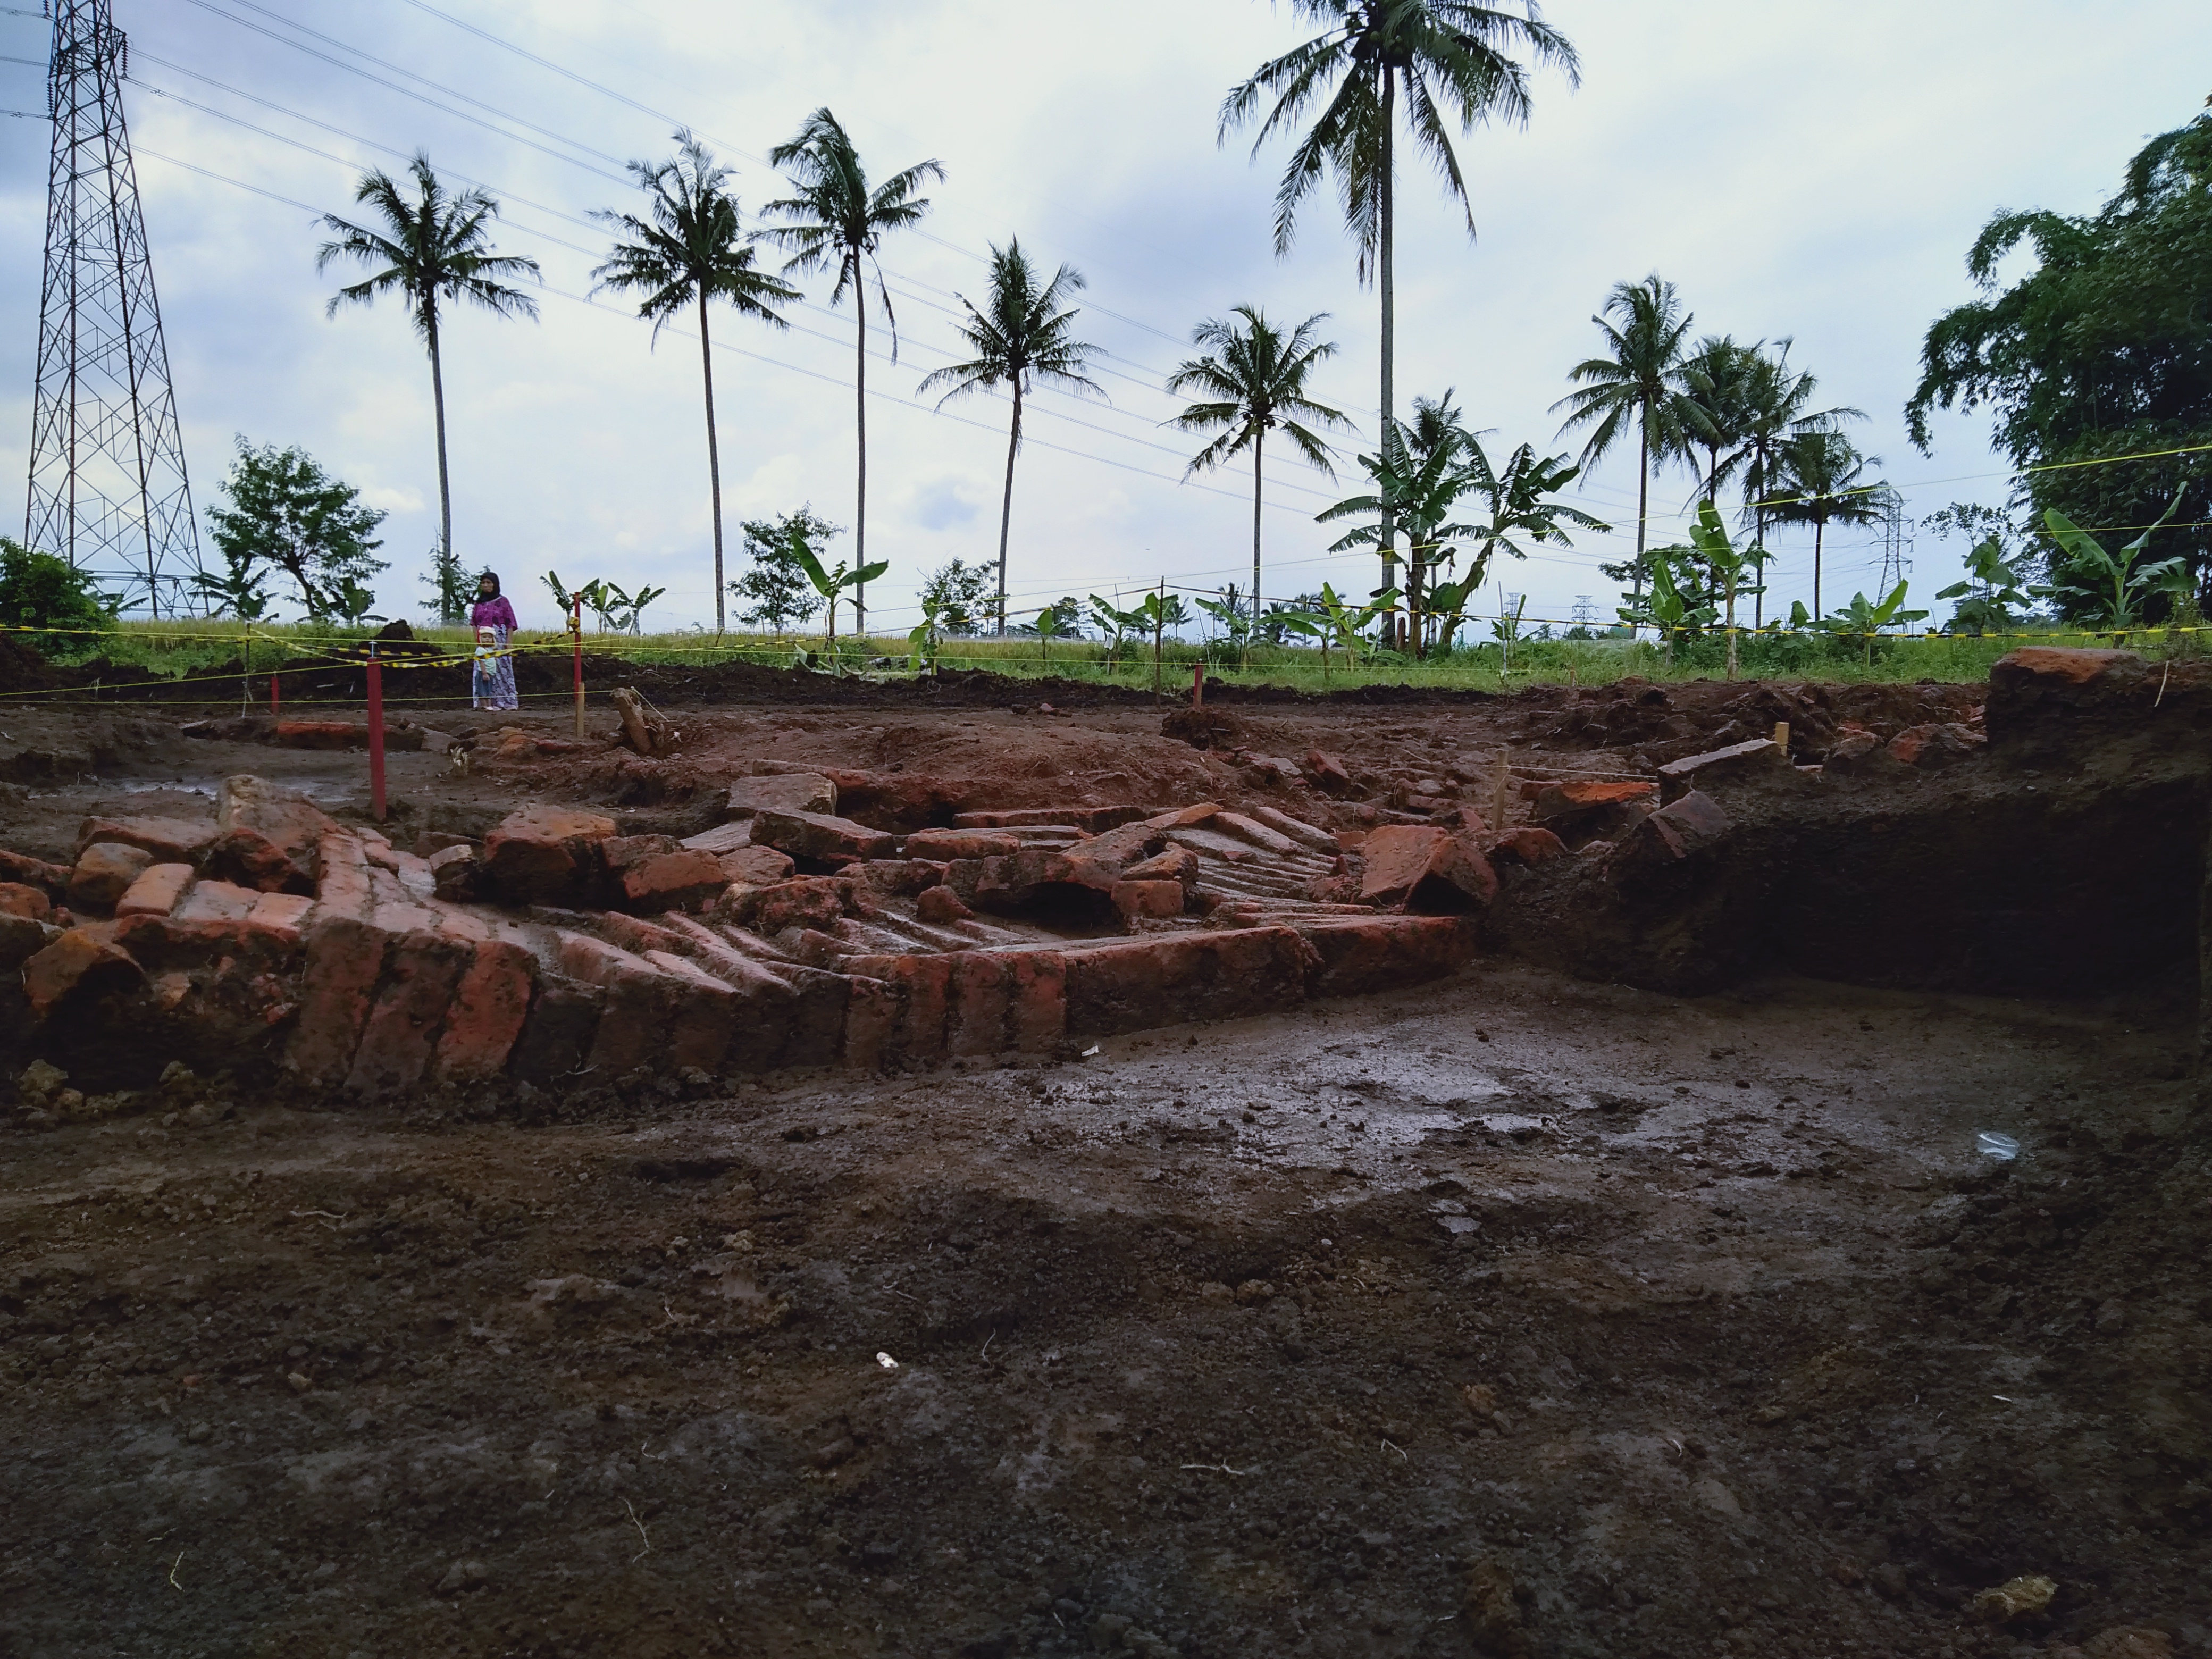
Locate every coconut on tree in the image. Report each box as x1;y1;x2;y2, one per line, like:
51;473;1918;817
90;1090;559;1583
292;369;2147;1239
1220;0;1580;644
592;132;800;635
916;240;1102;635
1166;306;1348;631
761;110;945;642
316;153;541;579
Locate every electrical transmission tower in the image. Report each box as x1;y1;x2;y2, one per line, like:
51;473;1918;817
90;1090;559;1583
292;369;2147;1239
23;0;203;615
1875;489;1913;600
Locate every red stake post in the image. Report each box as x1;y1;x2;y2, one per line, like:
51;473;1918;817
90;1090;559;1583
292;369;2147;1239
1193;662;1204;708
365;644;386;823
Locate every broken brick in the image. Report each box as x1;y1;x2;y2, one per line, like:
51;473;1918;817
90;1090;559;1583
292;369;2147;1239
1063;927;1317;1037
203;825;306;894
721;876;856;936
114;862;194;919
1656;739;1791;803
1356;826;1497;913
285;915;391;1087
605;839;726;914
21;927;144;1018
346;929;471;1095
0;849;70;898
273;719;364;749
717;845;796;887
217;775;336;888
916;884;975;925
0;881;53;921
1295;915;1477;998
1888;723;1986;768
1488;827;1568;867
1529;779;1660;841
73;815;218;865
1303;750;1352;793
749;809;898;867
67;842;154;914
903;828;1022;861
482;805;617;906
725;772;837;818
1111;879;1186;920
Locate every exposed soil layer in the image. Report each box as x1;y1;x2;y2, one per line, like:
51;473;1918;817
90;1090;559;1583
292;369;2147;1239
3;652;2209;1656
4;968;2207;1658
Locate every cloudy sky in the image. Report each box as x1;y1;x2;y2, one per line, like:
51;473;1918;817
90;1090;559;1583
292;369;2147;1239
3;0;2207;636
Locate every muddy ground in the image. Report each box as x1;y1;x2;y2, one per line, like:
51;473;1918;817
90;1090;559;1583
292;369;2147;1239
1;676;2207;1657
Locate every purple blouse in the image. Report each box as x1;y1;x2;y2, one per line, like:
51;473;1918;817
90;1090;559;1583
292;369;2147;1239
470;596;518;632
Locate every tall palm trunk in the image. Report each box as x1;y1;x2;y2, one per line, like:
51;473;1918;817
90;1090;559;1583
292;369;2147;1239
995;381;1021;635
1631;410;1650;600
1378;66;1398;648
1250;425;1264;633
425;299;453;578
852;253;869;641
1753;505;1765;631
698;294;726;635
1813;515;1825;619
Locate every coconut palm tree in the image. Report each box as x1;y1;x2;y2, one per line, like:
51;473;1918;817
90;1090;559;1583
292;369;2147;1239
317;153;541;575
1549;274;1696;592
761;109;944;641
592;132;800;634
1676;334;1763;510
1221;0;1579;608
1736;346;1861;626
916;240;1103;634
1166;306;1348;629
1766;431;1890;619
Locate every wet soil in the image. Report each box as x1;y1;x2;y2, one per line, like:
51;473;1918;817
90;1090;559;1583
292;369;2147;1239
3;964;2207;1657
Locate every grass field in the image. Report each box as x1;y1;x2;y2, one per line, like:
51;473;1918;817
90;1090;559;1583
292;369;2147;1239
13;614;2193;696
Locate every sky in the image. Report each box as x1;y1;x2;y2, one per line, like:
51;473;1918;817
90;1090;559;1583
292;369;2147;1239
2;0;2208;638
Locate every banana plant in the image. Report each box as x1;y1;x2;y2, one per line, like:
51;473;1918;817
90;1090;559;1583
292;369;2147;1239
2034;493;2189;630
1618;554;1715;666
1425;574;1482;655
788;525;889;651
1129;589;1193;696
908;596;948;674
594;579;668;635
1087;594;1149;674
1195;593;1255;668
1797;581;1929;667
1306;582;1401;674
1936;534;2032;635
1686;499;1767;679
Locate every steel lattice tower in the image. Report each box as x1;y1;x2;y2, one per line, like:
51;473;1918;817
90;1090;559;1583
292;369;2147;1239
23;0;201;615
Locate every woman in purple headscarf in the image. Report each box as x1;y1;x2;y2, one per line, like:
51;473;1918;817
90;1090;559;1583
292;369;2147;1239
469;571;520;712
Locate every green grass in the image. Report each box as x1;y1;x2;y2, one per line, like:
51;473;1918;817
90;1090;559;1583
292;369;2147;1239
27;615;2192;696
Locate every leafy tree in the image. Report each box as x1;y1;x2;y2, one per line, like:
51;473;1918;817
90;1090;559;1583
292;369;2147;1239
1166;305;1348;627
1907;107;2212;597
1222;0;1579;604
1766;431;1889;619
1551;274;1696;593
763;109;944;640
921;557;1000;635
1087;594;1149;670
0;539;117;653
190;543;277;624
2034;496;2189;629
418;542;482;624
731;511;833;631
593;132;801;634
205;440;389;620
1675;334;1761;509
1015;597;1085;666
918;240;1103;633
317;154;540;574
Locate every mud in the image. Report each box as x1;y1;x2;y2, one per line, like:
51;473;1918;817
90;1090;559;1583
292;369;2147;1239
2;652;2208;1656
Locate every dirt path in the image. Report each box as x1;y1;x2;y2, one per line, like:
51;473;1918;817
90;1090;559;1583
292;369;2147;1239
4;961;2203;1657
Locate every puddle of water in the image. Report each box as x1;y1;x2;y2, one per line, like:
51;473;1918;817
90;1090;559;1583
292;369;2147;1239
111;777;359;802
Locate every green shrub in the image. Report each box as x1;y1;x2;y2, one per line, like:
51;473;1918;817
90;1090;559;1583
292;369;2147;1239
0;539;118;657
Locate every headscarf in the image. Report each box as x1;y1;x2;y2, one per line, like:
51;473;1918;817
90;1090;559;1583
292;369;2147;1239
478;571;502;598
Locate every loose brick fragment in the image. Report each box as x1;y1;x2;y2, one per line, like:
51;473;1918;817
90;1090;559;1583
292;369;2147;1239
22;927;143;1017
1488;827;1567;866
1656;740;1791;803
604;839;725;914
68;842;154;914
717;844;795;886
902;827;1021;861
916;884;975;925
482;805;618;906
74;815;219;865
1112;879;1185;920
217;775;336;888
725;772;837;818
1295;915;1476;998
1357;826;1496;913
115;862;195;919
203;825;306;893
750;809;897;866
0;849;70;897
0;881;53;921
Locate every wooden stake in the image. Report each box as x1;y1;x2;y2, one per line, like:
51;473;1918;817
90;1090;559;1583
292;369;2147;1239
365;644;387;824
571;597;586;740
1772;720;1789;753
1193;662;1204;708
